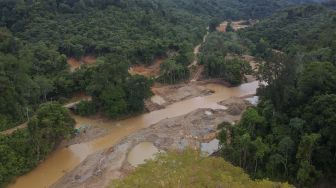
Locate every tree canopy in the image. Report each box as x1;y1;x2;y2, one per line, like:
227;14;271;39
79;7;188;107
219;5;336;187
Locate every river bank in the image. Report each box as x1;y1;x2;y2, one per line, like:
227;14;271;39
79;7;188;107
7;20;259;188
8;80;258;188
51;96;252;188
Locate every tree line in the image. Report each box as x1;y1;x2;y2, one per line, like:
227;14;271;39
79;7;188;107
219;5;336;187
199;32;252;85
0;103;75;187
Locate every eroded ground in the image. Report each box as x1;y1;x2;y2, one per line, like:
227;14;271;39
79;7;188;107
67;56;96;72
145;82;215;111
217;20;257;32
51;97;251;188
128;58;164;77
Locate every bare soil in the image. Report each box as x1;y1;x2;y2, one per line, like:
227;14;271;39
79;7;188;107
60;126;110;148
51;97;252;188
217;21;228;32
67;56;96;72
145;82;214;111
0;123;27;136
128;58;164;77
217;20;257;33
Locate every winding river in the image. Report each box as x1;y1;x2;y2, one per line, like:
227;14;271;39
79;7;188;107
8;81;258;188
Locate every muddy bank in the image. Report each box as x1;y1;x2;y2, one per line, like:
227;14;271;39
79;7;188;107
145;82;215;111
51;97;251;188
60;126;110;148
145;77;257;112
9;81;258;188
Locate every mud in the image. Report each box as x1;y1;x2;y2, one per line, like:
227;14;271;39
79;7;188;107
60;126;110;148
51;97;250;188
145;82;214;111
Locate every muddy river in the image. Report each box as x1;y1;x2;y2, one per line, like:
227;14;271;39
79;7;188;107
8;81;258;188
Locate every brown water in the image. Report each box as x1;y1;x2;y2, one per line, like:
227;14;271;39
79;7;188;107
8;81;258;188
127;142;160;167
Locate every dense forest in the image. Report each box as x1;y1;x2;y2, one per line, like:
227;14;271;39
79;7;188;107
0;0;328;130
200;31;252;85
219;5;336;187
0;103;74;187
0;0;334;187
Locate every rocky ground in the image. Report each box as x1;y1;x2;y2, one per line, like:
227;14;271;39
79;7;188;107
145;82;215;111
51;97;251;188
60;125;110;148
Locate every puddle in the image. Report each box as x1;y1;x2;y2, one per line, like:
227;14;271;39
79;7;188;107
127;142;160;166
201;139;220;155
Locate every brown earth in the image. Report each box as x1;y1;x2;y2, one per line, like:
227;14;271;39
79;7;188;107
128;58;164;78
51;97;251;188
59;125;110;148
0;123;27;136
145;82;215;111
217;21;228;32
67;56;96;72
217;20;257;33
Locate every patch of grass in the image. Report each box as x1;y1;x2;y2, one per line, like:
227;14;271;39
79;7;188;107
109;150;293;188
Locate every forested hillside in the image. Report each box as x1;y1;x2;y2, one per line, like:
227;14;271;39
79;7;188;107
0;102;75;188
219;5;336;187
0;0;321;131
0;0;333;187
199;31;253;85
0;0;325;60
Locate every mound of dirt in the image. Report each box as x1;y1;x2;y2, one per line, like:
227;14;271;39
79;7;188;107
145;83;214;111
219;97;250;116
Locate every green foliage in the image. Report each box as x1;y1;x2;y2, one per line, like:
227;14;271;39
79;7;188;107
0;0;323;130
88;61;152;118
0;0;331;186
28;102;75;157
110;150;293;188
298;62;336;99
226;22;234;32
0;29;71;131
204;57;251;85
220;5;336;187
158;58;190;84
241;5;336;63
100;86;128;118
200;32;252;85
0;103;75;187
74;101;96;116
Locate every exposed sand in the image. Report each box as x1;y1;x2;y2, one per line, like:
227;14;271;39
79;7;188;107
145;82;214;111
51;97;252;188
